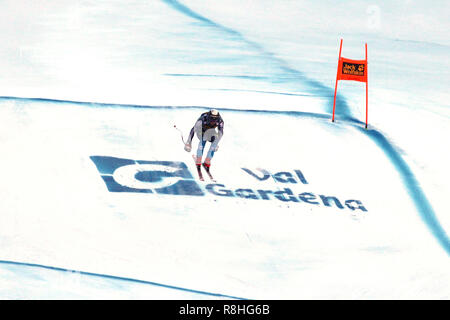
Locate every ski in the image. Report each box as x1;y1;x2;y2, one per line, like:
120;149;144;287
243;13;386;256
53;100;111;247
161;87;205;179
202;163;216;182
192;155;204;181
196;164;204;181
191;155;216;182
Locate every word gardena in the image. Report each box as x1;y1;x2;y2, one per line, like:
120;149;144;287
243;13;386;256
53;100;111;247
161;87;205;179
205;168;367;212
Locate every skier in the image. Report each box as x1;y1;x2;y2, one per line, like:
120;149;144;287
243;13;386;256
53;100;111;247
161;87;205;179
184;109;224;175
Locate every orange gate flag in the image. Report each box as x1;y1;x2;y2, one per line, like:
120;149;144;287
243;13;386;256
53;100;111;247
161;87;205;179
332;39;369;128
338;58;367;82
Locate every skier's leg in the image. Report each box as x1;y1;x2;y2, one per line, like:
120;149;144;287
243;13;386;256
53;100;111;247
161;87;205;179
195;139;207;165
204;135;218;167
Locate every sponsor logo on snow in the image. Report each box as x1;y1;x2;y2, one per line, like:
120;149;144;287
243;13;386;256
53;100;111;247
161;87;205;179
90;156;204;196
90;156;367;212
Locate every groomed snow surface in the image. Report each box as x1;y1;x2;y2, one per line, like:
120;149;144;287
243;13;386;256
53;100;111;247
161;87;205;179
0;0;449;299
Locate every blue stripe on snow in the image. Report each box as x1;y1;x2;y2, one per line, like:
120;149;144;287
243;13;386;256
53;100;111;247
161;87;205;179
0;259;246;300
356;127;450;254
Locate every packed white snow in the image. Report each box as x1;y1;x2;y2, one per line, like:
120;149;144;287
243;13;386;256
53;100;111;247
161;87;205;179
0;0;448;299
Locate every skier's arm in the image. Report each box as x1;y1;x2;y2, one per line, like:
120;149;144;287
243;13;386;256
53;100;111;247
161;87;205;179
186;120;202;145
211;120;224;152
186;127;195;146
217;120;224;143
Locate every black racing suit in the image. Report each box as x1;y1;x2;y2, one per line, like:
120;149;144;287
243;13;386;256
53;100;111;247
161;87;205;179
186;112;224;165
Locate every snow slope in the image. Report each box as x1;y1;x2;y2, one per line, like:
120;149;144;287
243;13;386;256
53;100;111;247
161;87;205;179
0;0;448;299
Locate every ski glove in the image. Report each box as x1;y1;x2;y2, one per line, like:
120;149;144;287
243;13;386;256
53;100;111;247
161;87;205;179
184;143;192;152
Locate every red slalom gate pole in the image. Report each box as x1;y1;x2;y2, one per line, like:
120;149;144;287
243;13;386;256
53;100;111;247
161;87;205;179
365;43;368;129
332;39;343;122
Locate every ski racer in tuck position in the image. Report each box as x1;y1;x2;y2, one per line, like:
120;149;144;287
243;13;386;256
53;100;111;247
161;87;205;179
184;109;224;176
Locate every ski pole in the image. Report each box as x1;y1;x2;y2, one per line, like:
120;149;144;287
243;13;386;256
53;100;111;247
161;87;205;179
173;125;186;145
